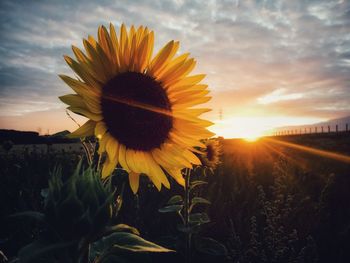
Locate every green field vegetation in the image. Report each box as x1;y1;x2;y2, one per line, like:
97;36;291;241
0;136;349;262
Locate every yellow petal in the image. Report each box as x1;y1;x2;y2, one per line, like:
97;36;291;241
174;108;211;117
128;25;136;41
169;89;210;102
59;94;85;108
174;120;215;138
201;119;215;127
167;144;193;168
95;122;107;139
158;53;190;76
125;149;139;173
152;148;179;168
172;96;211;108
165;168;185;186
71;46;107;83
84;37;98;60
174;116;207;128
145;31;154;69
119;24;130;70
59;75;94;97
61;57;102;89
83;39;111;82
160;58;196;86
72;45;89;64
67;120;95;138
128;30;137;71
137;151;150;174
87;35;97;48
148;174;162;191
144;153;170;189
67;106;103;122
98;133;109;154
166;74;205;90
99;25;118;73
118;143;130;171
148;40;179;76
102;156;118;178
128;172;140;194
106;136;119;161
109;23;120;68
183;149;201;165
135;26;145;46
169;84;208;94
98;25;111;58
169;132;205;148
83;94;101;114
135;34;149;72
142;153;163;191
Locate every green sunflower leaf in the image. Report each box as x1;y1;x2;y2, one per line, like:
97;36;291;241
189;212;210;224
109;232;174;253
189;197;211;212
190;180;208;191
158;205;183;213
167;195;183;205
104;224;140;236
92;232;174;258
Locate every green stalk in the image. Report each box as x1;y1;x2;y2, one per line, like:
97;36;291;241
183;168;191;263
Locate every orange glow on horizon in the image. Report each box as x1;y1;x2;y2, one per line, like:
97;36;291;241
244;136;260;142
209;116;326;139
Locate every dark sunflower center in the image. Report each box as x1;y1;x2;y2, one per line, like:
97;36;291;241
101;72;173;151
206;145;214;161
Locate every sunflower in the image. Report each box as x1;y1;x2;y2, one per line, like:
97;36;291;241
200;139;221;169
59;24;214;193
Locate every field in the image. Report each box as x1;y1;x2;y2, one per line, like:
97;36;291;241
1;134;349;262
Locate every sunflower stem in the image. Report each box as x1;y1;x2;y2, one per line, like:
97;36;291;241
81;140;92;165
65;109;81;128
183;168;192;263
97;152;102;171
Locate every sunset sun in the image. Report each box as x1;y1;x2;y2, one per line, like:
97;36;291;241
243;135;260;142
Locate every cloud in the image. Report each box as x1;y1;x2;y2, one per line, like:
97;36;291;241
257;88;303;105
0;0;349;133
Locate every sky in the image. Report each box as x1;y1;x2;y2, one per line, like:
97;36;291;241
0;0;349;138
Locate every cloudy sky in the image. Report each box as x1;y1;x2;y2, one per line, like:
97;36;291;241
0;0;349;137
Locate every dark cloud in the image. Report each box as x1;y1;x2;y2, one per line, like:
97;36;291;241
0;0;349;132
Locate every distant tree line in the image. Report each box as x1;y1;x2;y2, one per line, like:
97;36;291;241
0;129;79;144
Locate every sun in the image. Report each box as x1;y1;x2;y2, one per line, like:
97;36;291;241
243;136;260;142
242;130;262;142
210;117;266;139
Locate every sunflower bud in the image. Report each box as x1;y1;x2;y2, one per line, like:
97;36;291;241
44;164;114;241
